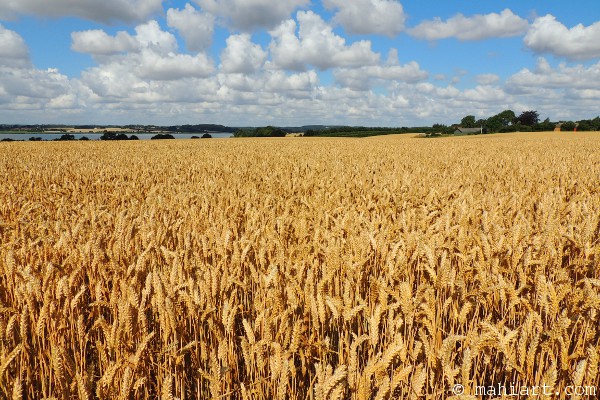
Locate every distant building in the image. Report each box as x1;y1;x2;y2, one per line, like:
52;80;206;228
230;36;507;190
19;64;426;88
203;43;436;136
454;127;483;135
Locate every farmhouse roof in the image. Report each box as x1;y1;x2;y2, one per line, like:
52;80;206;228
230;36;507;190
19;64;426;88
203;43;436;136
454;127;482;134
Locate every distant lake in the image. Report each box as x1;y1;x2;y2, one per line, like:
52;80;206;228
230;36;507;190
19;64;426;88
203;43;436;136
0;132;234;141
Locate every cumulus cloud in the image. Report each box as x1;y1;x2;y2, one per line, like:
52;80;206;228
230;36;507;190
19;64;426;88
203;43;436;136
0;62;92;123
220;34;267;74
461;85;508;103
217;70;318;100
216;73;260;93
72;19;215;97
397;81;513;122
1;67;71;99
334;49;428;90
524;15;600;60
499;58;600;119
71;20;184;60
0;27;89;116
137;51;215;80
79;59;217;102
506;58;600;91
476;73;500;85
4;6;600;129
334;62;427;90
71;30;138;56
323;0;405;37
0;24;30;67
134;21;179;54
2;19;410;125
167;4;215;52
263;70;318;94
194;0;309;30
268;11;380;70
0;0;163;23
410;9;528;41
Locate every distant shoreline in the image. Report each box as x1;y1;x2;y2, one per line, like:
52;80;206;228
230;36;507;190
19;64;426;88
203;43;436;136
0;132;234;141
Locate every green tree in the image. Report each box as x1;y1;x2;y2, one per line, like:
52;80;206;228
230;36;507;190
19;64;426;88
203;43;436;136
534;118;555;132
561;121;576;131
58;134;75;141
432;124;453;134
577;120;593;131
234;126;287;137
256;126;287;137
496;110;516;126
461;115;476;128
485;110;515;133
516;110;539;126
150;133;175;140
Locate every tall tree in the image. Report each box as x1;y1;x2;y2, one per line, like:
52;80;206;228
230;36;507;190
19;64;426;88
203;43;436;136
461;115;476;128
496;110;516;126
561;121;576;131
535;118;555;132
516;110;539;126
485;110;515;132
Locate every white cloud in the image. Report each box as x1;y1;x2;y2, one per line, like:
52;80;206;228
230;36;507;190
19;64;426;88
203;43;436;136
216;73;260;92
220;34;267;74
167;4;215;52
0;0;163;23
0;25;81;115
0;28;90;116
334;62;427;90
263;70;318;95
267;20;304;70
0;24;30;68
71;21;192;64
72;20;215;101
134;21;179;54
334;49;428;90
524;15;600;60
216;69;318;100
500;59;600;120
0;64;92;123
413;82;460;99
268;11;380;70
476;73;500;85
0;68;72;99
137;51;215;80
323;0;405;37
461;85;508;103
410;9;528;41
194;0;308;30
71;30;137;56
395;81;512;121
5;7;600;129
506;58;600;91
79;59;217;102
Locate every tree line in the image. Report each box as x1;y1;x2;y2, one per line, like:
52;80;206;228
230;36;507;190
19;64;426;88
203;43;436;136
456;110;600;133
234;111;600;138
234;126;287;137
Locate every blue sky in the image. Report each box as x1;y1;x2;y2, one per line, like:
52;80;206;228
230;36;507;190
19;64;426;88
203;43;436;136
1;1;600;126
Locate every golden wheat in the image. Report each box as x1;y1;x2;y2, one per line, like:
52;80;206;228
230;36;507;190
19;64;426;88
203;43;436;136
0;131;599;399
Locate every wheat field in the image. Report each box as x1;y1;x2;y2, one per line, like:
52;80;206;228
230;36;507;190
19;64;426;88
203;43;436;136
0;132;599;399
